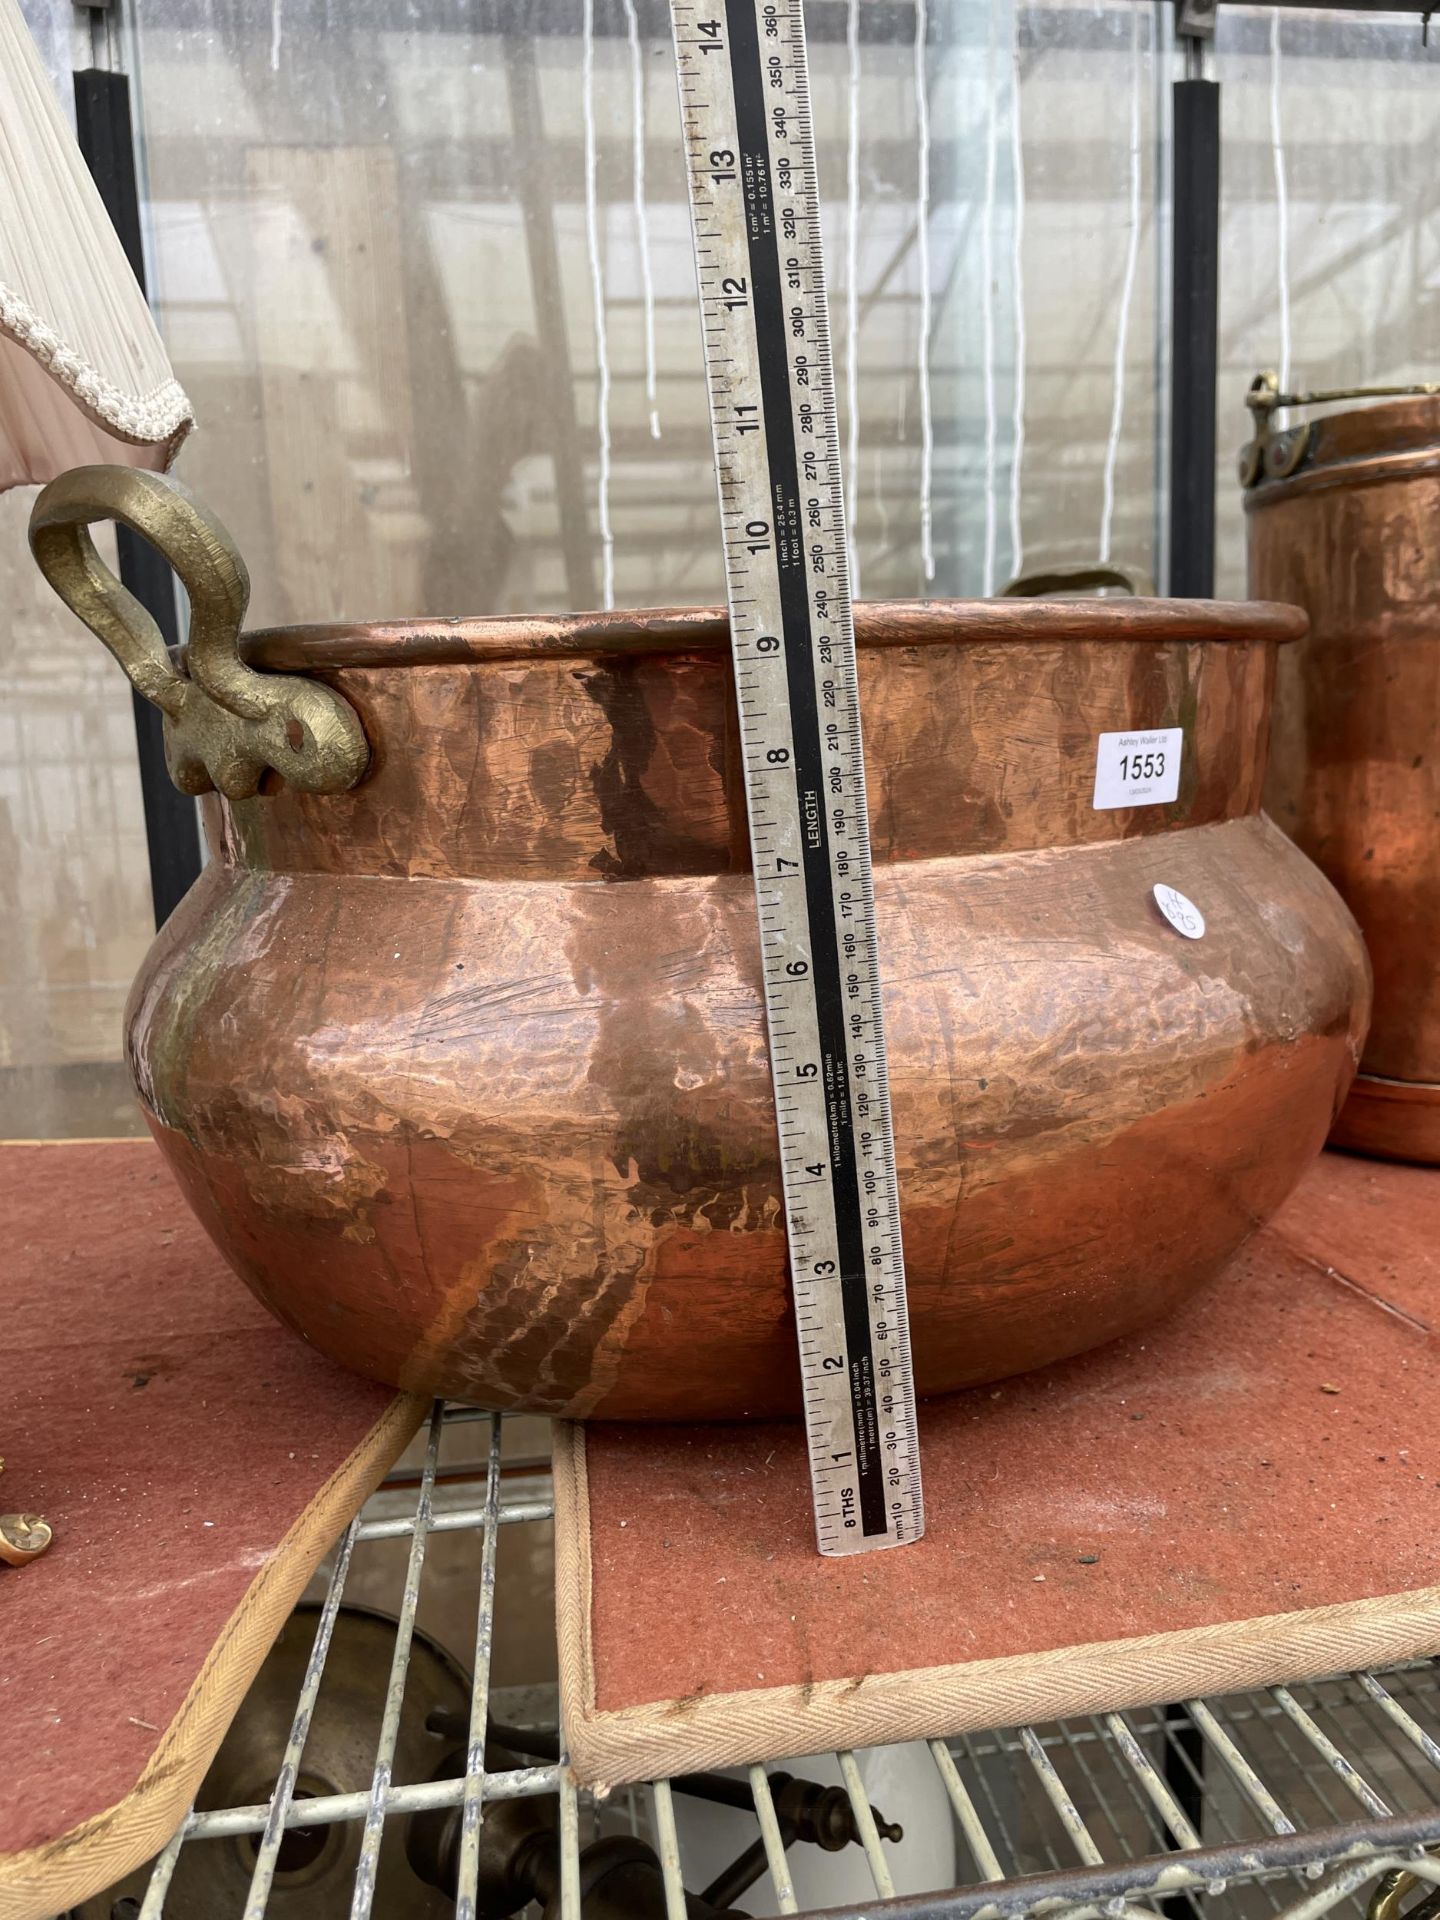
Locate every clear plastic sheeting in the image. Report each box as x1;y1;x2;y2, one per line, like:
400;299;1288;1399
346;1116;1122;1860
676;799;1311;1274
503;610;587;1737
1214;5;1438;592
124;0;1168;625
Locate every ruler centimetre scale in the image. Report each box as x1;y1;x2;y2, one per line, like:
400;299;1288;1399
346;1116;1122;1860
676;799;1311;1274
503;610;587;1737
669;0;924;1554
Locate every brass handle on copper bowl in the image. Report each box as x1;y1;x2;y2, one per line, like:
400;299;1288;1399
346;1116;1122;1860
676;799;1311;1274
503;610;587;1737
1000;562;1154;598
28;465;368;800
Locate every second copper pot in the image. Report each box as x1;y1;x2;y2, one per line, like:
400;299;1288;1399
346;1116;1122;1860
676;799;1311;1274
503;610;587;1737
1246;390;1440;1163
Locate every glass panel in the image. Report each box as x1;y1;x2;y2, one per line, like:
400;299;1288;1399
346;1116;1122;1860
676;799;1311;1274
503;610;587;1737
126;0;1166;620
1014;1;1168;589
1215;4;1438;594
0;3;154;1137
0;492;152;1137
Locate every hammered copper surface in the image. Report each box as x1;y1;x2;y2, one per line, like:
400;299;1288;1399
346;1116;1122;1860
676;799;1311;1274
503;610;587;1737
127;599;1368;1419
1249;396;1440;1164
214;606;1282;883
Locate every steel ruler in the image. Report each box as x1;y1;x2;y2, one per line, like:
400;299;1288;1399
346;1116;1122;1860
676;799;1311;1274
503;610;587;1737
669;0;923;1554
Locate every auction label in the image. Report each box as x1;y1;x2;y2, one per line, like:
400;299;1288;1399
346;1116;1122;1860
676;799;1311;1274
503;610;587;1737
1092;727;1183;811
1153;884;1206;941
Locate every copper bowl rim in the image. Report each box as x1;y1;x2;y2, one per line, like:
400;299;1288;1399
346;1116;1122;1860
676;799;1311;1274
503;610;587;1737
238;595;1306;673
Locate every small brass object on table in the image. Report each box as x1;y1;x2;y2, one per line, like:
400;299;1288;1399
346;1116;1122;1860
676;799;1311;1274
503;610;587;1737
0;1513;53;1566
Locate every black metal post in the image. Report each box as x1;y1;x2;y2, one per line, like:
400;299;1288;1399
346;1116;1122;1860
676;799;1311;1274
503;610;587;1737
72;67;202;929
1167;76;1221;598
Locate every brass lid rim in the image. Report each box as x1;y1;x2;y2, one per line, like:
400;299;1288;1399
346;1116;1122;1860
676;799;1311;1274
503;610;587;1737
238;595;1306;673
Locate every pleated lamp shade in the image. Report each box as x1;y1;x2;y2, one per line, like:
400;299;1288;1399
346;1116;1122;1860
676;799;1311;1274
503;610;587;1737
0;0;193;493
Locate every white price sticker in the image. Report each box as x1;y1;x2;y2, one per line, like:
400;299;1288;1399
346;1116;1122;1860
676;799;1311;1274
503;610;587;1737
1092;727;1183;811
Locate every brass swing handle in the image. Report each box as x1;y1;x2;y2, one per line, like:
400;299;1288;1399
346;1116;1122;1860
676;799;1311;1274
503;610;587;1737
29;465;368;801
1000;562;1154;598
1240;369;1440;487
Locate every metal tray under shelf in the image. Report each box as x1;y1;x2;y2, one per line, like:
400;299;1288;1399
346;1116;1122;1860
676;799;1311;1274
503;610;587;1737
108;1403;1440;1920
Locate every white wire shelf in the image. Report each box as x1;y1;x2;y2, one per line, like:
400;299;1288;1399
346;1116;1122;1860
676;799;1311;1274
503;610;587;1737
106;1401;1440;1920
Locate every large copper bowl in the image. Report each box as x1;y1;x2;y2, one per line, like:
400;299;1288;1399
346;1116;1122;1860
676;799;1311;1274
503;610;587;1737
112;592;1368;1419
1246;391;1440;1164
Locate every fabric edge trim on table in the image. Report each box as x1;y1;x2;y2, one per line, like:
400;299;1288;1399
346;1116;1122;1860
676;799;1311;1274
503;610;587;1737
552;1423;1440;1794
0;1391;428;1920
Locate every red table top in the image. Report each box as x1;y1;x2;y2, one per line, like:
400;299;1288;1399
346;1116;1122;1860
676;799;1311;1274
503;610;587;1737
562;1153;1440;1786
0;1140;421;1919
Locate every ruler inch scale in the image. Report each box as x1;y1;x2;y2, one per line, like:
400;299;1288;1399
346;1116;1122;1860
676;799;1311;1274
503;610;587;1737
669;0;923;1555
